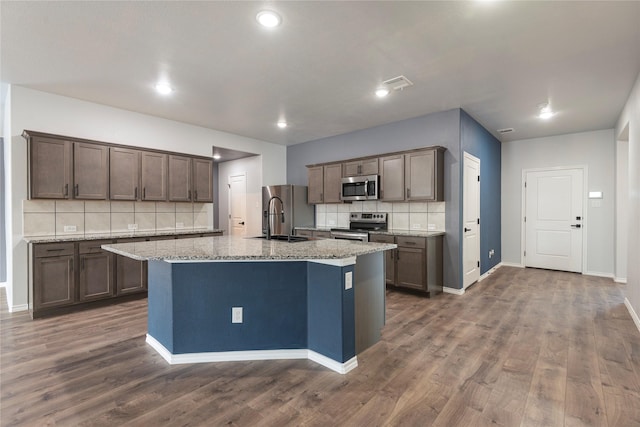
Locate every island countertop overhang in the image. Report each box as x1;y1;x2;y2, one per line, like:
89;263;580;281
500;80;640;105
101;235;396;262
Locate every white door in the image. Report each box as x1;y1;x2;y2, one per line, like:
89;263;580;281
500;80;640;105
524;168;583;272
463;152;481;288
228;173;246;237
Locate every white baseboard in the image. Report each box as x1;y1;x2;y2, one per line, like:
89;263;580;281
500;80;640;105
584;271;614;279
501;262;524;268
478;262;503;282
146;334;358;374
443;287;465;295
624;298;640;334
614;277;627;284
9;303;29;313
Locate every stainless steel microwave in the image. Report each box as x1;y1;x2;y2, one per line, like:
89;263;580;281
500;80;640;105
341;175;379;201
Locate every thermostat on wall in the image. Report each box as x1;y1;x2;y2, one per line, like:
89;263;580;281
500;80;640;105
588;191;603;199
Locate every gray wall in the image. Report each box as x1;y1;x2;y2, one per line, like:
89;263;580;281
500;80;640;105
287;109;463;289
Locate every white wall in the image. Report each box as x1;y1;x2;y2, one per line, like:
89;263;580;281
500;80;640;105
217;156;263;237
615;135;628;282
5;85;286;311
616;72;640;326
501;129;615;276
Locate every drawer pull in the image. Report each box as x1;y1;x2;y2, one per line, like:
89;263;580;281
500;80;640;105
46;248;66;252
404;241;416;245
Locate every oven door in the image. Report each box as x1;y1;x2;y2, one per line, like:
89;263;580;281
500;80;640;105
341;175;379;201
330;230;369;242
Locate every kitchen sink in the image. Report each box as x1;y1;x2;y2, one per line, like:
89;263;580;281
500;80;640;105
252;235;310;243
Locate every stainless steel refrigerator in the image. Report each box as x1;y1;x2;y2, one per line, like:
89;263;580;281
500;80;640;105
262;185;314;237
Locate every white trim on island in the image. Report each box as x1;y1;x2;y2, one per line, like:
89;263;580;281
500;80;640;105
146;334;359;375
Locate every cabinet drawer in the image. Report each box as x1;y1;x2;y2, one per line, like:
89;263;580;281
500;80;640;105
369;234;395;244
296;229;314;237
396;236;426;248
34;242;75;258
314;231;332;239
79;240;114;254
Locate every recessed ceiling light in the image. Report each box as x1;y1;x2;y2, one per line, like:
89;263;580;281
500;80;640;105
375;87;390;98
213;154;221;160
277;121;288;129
538;102;555;119
257;10;282;28
155;83;173;95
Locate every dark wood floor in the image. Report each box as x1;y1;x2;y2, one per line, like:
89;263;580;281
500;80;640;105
2;266;640;426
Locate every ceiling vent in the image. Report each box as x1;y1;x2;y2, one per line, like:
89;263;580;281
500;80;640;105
382;75;413;91
497;128;515;134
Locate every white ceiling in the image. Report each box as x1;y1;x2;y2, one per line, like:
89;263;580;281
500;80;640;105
2;1;639;146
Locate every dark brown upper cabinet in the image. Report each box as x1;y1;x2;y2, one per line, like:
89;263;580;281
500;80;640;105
28;135;108;200
307;166;324;204
141;151;168;201
109;147;140;200
343;158;378;177
192;158;213;202
73;143;109;199
29;136;72;199
168;155;192;202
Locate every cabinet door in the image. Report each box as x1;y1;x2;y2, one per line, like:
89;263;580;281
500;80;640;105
397;247;427;291
405;150;436;201
74;143;109;200
116;255;147;295
295;229;314;237
379;155;405;201
193;158;214;202
34;255;75;310
360;158;379;175
168;155;192;202
29;137;72;199
141;151;168;201
342;161;360;177
323;164;343;203
79;252;114;301
307;166;324;204
110;147;140;200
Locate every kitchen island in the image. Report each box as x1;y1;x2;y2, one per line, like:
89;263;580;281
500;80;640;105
102;235;396;374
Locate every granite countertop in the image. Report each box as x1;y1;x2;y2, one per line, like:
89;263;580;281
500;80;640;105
101;235;397;262
23;228;223;244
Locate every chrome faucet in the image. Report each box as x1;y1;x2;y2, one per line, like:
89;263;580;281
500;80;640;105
266;195;285;240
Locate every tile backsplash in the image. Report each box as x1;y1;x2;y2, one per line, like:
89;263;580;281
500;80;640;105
315;201;445;231
23;200;214;237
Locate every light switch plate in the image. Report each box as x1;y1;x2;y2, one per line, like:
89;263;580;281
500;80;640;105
63;225;77;232
345;271;353;290
176;222;184;228
128;223;138;230
232;307;243;323
412;223;421;229
428;224;436;230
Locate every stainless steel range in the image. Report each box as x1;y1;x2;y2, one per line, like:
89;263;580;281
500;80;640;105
330;212;388;242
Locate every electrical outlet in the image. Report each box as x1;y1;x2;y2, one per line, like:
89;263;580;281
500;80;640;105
128;223;138;230
176;222;184;228
63;225;77;232
232;307;243;323
428;224;436;230
345;271;353;290
412;223;421;229
328;219;336;226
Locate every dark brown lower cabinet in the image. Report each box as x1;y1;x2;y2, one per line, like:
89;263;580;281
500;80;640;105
30;232;223;317
116;254;147;295
370;233;443;297
33;243;76;310
79;240;114;302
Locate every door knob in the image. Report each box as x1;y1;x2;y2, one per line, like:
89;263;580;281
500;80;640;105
464;227;472;232
239;221;245;225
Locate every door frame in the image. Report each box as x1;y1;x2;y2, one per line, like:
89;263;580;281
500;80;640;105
228;172;247;237
462;152;481;289
520;165;588;271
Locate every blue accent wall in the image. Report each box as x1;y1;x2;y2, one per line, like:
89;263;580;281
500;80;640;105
307;263;355;362
460;110;502;273
148;260;357;363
